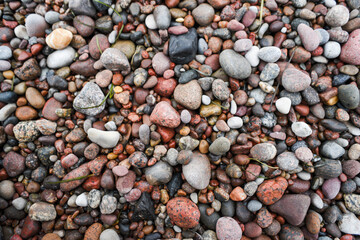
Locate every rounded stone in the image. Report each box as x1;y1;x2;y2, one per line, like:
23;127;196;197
219;49;251;79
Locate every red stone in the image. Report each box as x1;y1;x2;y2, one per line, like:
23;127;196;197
20;216;40;239
154;78;176;97
150;101;181;128
256;176;288;205
166;197;200;229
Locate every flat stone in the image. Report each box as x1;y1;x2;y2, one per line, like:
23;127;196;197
219;49;251;79
182;152;211;190
87;128;121;149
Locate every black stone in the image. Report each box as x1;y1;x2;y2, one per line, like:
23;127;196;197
167;172;182;197
236;202;254;223
198;204;221;230
314;159;342;179
47;75;68;90
4;206;26;220
145;233;162;240
332;74;350;87
221;199;235;217
320;119;347;132
74;213;94;226
323;205;342;224
131;192;156;221
0;91;17;103
37;146;56;166
43;175;60;190
169;28;198;64
92;0;111;11
179;70;199;84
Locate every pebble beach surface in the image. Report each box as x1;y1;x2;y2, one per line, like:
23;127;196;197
0;0;360;239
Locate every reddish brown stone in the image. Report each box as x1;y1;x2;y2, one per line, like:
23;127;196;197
84;223;103;240
150;101;181;128
256;176;288;205
60;163;90;192
42;98;62;121
154;77;176;97
166;197;200;229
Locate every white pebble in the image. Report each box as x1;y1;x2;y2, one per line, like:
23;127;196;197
323;41;341;59
100;229;121;240
245;46;260;67
291;122;312;138
190;192;198;204
227;116;243;129
275;97;291;114
145;14;158;29
202;95;211;105
12;197;27;210
75;192;88;207
230;100;237;114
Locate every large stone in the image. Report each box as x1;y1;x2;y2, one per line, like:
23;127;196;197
182;152;211;190
73;82;105;116
3;152;25;177
69;0;96;17
338;84;359;109
174;80;202;110
145;161;173;185
166;197;200;228
29;202;56;221
150;101;181;128
250;143;277;161
338;213;360;235
169;28;198;64
269;194;310;226
282;68;311;92
340;29;360;65
219;49;251;79
87;128;121;149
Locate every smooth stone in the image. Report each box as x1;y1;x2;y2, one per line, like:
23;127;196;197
219;49;251;79
73;82;105;116
216;217;242;240
297;24;320;52
192;3;215;26
282;68;311;92
276;152;299;171
153;5;171;29
25;14;48;37
169;28;197;64
0;46;12;60
340;29;360;65
338;84;359;109
174;80;202;110
87;128;121;148
100;229;121;240
258;46;281;62
209;137;231;156
320;141;345;159
227;117;243;129
323;41;341;59
338;213;360;235
275;97;291;114
291;122;312;138
47;47;76;69
325;5;349;27
100;48;130;75
145;161;173;185
182;152;211;190
29;202;56;221
46;28;73;50
250;143;277;161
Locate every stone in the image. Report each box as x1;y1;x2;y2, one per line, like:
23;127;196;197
46;28;73;50
84;223;103;240
100;195;117;214
216;217;242;240
250;143;277;161
116;170;136;194
280;225;304;240
192;3;215;26
338;84;359;109
131;192;156;221
219;49;251;79
258;46;281;62
73;15;95;37
338;213;360;235
153;5;171;29
88;189;101;208
276;152;299;171
145;161;173;185
0;180;15;200
212;79;230;101
14;58;41;81
315;159;342;179
291;122;312;138
29;202;56;221
87;128;121;149
69;0;96;17
174;80;202;110
100;48;130;75
323;41;341;59
166;197;200;228
150;101;181;128
282;68;311;92
26;87;45;109
60;163;90;191
227;117;243;129
320;141;345;159
100;229;121;240
325;5;349;27
276;97;291;114
3;151;25;177
73;82;105;116
169;28;198;64
47;47;76;69
112;40;135;59
340;29;360;65
322;178;341;200
0;46;12;60
152;52;171;75
25;14;48;37
209;137;231;156
234;39;253;52
269;194;310;226
342;160;360;178
297;24;320;52
344;194;360;215
256;177;288;205
182;152;211;190
13;121;39;142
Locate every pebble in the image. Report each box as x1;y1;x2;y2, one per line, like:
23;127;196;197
320;141;345;159
153;5;171;29
276;151;299;171
212;79;230;101
47;47;76;69
325;5;350;27
100;229;121;240
338;84;359;109
150;101;181;128
282;68;311;92
227;117;243;129
0;180;15;200
209;137;231;156
169;28;197;64
250;143;277;161
145;161;173;185
0;46;12;60
100;48;130;75
258;46;281;62
182;152;211;190
216;217;242;240
219;49;251;79
46;28;73;50
29;202;56;221
25;14;48;37
73;82;105;116
166;197;200;228
323;41;341;59
174;80;202;110
192;3;214;26
275;97;291;114
87;128;121;149
297;24;320;52
291;122;312;138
